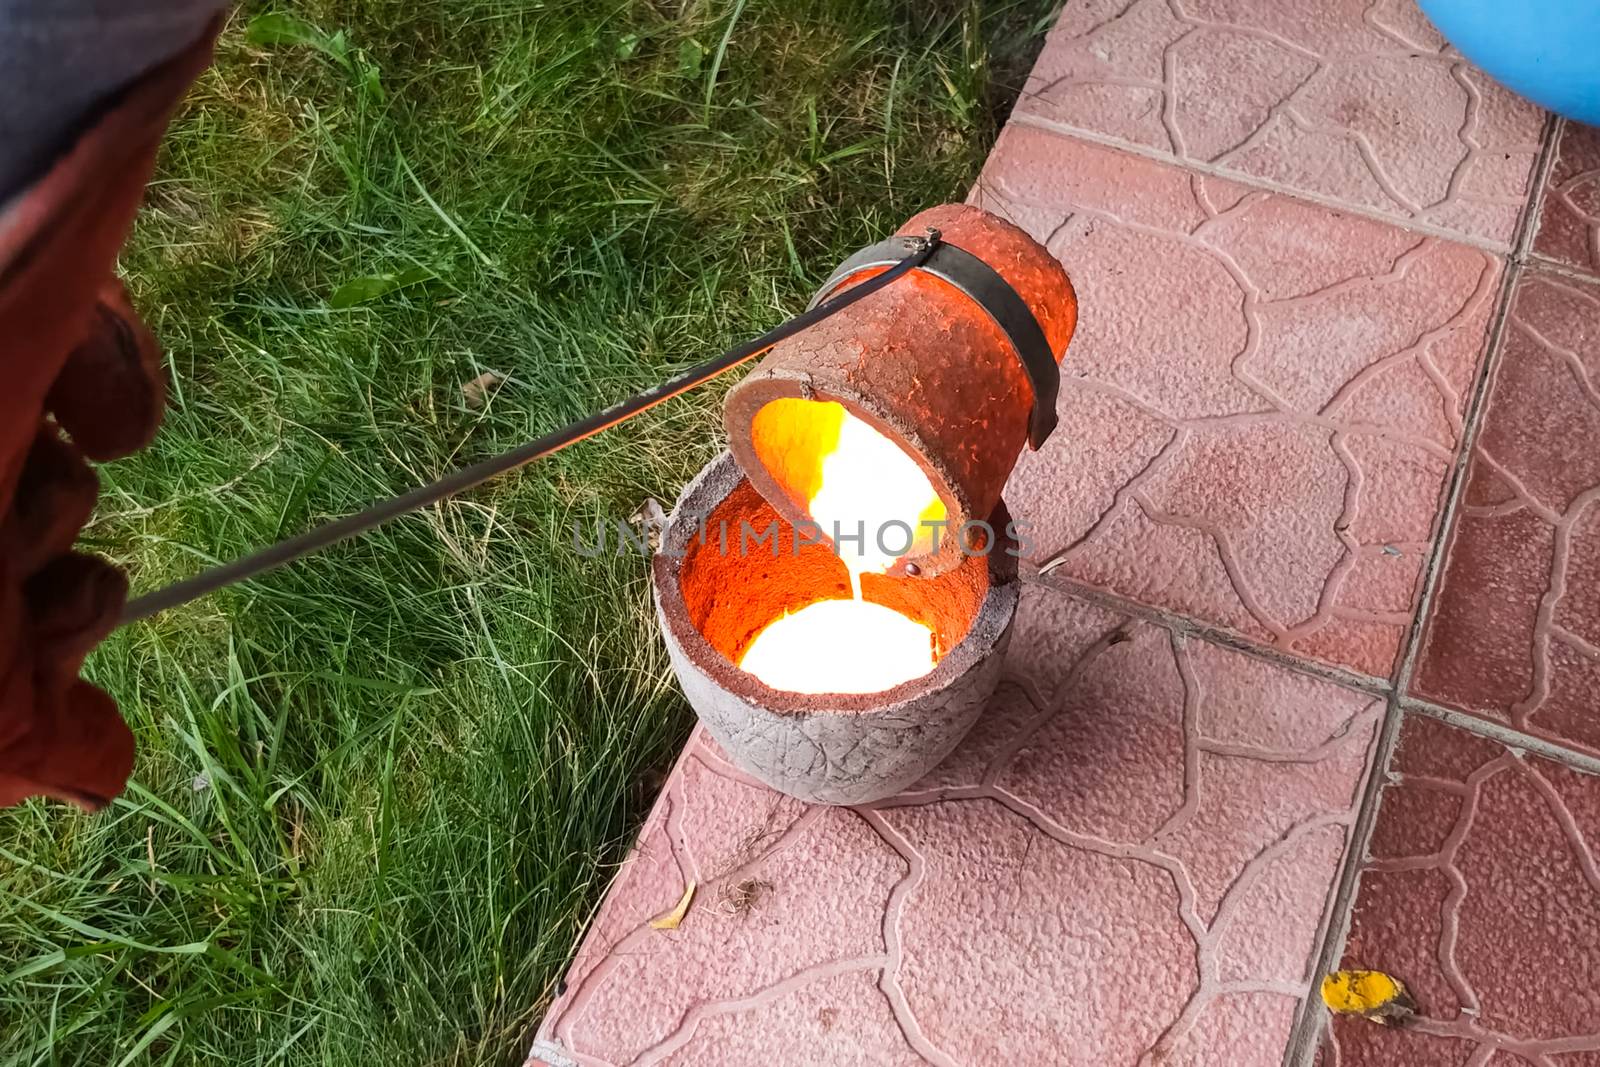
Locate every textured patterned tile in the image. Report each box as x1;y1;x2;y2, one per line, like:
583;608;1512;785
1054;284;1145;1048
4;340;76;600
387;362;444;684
529;583;1379;1066
1321;713;1600;1065
1014;0;1546;248
1533;121;1600;278
976;126;1500;678
1413;268;1600;754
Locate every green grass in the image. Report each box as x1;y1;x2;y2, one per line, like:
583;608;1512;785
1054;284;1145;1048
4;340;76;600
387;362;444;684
0;2;1055;1062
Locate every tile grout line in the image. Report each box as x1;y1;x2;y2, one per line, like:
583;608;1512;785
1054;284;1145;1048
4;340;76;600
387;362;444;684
1019;571;1392;695
1403;695;1600;776
1518;117;1600;286
1011;112;1522;256
1520;115;1567;262
1281;690;1405;1067
1280;108;1568;1067
1526;251;1600;287
1392;113;1561;694
1024;563;1600;771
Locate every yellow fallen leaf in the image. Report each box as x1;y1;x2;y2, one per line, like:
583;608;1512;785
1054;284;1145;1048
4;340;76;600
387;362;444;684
649;881;696;931
1321;969;1415;1026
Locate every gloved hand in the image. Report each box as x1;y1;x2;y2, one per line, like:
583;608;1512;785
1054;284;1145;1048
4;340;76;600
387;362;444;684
0;20;219;809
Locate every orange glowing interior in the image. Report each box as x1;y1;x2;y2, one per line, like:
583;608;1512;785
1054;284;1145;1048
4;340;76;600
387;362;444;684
736;399;949;694
674;479;987;698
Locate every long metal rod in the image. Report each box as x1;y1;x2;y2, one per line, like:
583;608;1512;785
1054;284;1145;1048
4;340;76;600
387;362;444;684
118;234;941;626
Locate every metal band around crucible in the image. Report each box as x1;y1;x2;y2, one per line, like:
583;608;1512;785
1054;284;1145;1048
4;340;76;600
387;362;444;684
806;232;1061;450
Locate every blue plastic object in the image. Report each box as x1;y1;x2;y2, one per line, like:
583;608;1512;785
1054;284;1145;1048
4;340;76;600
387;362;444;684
1418;0;1600;124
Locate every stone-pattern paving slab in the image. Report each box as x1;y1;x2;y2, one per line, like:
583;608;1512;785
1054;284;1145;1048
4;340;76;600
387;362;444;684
1533;121;1600;279
1014;0;1545;248
1320;713;1600;1065
529;582;1380;1066
1412;268;1600;756
975;125;1501;679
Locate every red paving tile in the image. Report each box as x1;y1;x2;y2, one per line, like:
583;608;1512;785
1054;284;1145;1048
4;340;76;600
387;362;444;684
1014;0;1545;248
1322;714;1600;1065
529;583;1379;1066
1413;269;1600;755
975;125;1500;678
1534;122;1600;278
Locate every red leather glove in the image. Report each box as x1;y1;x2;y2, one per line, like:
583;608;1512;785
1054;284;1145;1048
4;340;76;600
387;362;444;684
0;21;219;809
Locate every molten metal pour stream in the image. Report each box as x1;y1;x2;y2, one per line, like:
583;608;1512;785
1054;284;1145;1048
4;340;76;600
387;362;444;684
737;408;943;695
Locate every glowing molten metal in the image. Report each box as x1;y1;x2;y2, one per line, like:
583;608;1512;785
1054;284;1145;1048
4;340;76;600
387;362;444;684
739;599;935;695
738;404;944;695
807;406;945;574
